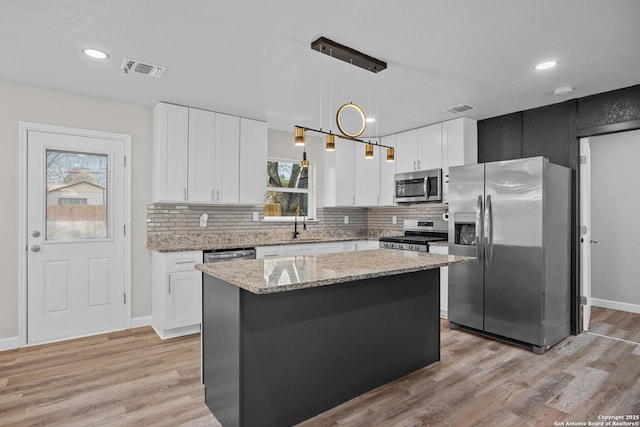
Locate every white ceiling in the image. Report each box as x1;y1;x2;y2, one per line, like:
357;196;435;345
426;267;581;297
1;0;639;136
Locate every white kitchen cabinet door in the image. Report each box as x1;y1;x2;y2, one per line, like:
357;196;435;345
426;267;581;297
429;245;449;319
215;113;241;203
395;129;419;173
442;118;477;202
151;250;202;339
188;108;217;202
153;103;189;202
379;135;397;206
166;270;202;329
239;118;267;204
324;139;356;206
355;137;380;206
418;123;443;170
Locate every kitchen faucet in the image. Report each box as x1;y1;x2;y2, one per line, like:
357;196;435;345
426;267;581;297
293;205;306;239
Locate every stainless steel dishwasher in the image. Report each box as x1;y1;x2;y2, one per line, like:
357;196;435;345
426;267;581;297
203;248;256;263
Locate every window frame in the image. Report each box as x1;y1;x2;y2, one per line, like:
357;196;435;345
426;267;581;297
264;157;316;221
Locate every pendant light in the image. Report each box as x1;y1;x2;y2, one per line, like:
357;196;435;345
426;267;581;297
295;127;305;146
386;147;395;162
365;142;374;159
326;132;335;151
301;151;309;168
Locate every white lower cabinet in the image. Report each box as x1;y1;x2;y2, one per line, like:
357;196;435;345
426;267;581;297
152;251;203;339
355;240;380;251
429;245;449;319
256;240;379;259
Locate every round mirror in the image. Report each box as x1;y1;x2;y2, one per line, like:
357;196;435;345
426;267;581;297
336;103;366;138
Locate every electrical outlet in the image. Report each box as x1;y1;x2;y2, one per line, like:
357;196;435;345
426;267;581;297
392;216;397;225
199;213;208;228
252;211;259;222
344;216;349;224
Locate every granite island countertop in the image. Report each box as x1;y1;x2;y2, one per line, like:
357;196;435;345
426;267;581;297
195;249;474;294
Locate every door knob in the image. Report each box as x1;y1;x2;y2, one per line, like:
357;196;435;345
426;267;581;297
590;239;598;244
31;245;41;252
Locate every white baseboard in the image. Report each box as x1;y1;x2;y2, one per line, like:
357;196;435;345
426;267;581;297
0;336;19;352
131;315;152;328
591;298;640;314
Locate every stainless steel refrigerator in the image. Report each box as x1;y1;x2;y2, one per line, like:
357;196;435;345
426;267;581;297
448;157;571;354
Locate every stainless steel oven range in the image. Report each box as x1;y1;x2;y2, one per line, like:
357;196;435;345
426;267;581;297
379;219;448;252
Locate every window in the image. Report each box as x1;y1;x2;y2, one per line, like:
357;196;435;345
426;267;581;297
46;150;108;240
265;159;315;220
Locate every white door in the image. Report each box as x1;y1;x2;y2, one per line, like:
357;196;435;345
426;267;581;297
27;130;126;344
579;138;592;331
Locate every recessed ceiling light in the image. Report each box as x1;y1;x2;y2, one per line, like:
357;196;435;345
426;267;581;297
82;48;109;60
365;117;376;123
534;61;558;70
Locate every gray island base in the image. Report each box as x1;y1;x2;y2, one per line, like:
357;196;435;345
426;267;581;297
197;250;474;427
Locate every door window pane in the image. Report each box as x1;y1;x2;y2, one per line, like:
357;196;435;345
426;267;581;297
46;150;108;240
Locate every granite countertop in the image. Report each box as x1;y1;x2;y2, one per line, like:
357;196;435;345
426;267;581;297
195;249;475;294
147;233;374;252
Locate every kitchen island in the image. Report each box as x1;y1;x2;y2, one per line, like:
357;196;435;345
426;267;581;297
196;250;473;427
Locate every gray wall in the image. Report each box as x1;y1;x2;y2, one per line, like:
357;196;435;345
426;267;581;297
590;129;640;306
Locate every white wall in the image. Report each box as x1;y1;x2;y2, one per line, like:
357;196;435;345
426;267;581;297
0;81;153;340
590;129;640;308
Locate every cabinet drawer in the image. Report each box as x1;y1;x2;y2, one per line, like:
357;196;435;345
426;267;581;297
164;251;203;272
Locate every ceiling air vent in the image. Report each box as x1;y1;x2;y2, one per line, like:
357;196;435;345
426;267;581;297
121;57;166;78
445;103;475;114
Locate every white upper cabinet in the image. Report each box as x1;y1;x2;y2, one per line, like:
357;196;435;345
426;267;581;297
188;108;220;202
379;135;396;206
324;138;356;206
417;123;443;170
239;118;268;204
395;124;443;173
187;108;240;203
214;112;241;203
153;102;267;204
355;138;380;206
153;103;189;202
441;117;477;202
395;129;419;173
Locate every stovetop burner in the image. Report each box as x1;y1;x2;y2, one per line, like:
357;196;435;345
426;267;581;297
378;219;448;252
378;235;447;244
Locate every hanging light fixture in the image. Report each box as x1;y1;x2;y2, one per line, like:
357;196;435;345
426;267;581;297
294;127;305;146
386;147;395;162
365;142;374;159
293;37;393;161
325;133;335;151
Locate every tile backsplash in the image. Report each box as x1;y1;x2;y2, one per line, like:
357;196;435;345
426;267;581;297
147;203;448;238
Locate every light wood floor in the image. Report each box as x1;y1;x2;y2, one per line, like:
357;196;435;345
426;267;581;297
1;309;638;426
588;306;640;343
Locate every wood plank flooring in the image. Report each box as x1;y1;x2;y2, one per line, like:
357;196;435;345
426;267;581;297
1;309;638;426
589;306;640;343
0;328;219;426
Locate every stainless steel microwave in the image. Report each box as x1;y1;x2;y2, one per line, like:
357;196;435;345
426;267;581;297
394;169;443;203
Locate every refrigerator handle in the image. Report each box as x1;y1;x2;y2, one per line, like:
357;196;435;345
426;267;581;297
475;195;483;263
484;195;493;265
